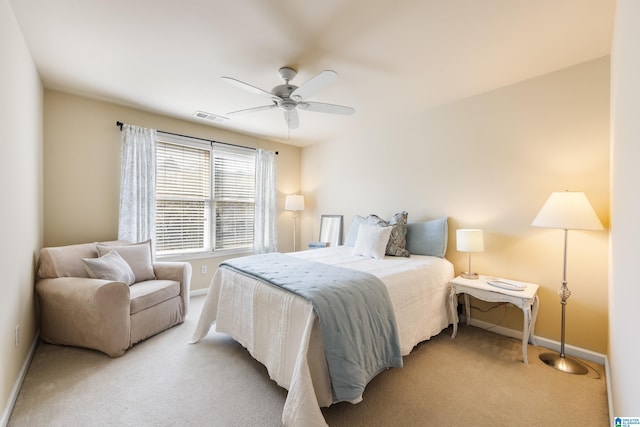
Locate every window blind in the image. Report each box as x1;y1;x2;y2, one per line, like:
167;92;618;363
156;141;211;254
213;147;256;249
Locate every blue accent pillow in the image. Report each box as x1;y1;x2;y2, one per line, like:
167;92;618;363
405;217;448;258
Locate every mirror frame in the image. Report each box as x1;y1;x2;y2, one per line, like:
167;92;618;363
319;215;343;247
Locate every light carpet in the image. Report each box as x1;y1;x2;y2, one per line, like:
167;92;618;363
8;295;609;426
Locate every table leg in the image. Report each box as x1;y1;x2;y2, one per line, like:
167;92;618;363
464;294;471;326
529;295;539;346
450;288;458;339
522;306;531;364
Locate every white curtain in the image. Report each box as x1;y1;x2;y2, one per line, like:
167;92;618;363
253;149;278;253
118;124;157;246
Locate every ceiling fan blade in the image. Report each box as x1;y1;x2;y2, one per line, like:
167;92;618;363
284;109;299;129
299;101;355;115
290;70;338;101
226;104;277;116
221;76;280;100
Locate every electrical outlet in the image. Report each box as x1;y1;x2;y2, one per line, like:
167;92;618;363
15;324;19;347
201;265;208;275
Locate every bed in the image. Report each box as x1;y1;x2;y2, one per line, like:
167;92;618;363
190;215;454;426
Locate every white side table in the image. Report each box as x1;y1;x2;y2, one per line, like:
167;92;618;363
449;275;540;364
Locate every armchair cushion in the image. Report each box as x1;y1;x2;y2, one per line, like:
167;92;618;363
96;240;156;282
38;240;128;279
38;242;100;279
129;280;180;314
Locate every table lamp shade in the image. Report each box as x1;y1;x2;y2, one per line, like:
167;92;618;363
285;195;305;211
532;191;603;231
456;229;484;252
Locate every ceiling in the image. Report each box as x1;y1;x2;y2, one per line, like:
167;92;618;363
9;0;615;147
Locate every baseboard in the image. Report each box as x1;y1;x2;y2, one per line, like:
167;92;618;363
190;288;208;297
533;334;606;365
465;317;607;365
605;355;613;426
1;333;39;427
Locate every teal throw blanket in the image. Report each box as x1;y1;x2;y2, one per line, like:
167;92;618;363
221;252;403;402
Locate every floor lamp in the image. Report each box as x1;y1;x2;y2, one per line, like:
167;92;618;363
532;191;603;374
285;194;304;252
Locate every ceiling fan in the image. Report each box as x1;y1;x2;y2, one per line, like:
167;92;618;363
222;67;355;129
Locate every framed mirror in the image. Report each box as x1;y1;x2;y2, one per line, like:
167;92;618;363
319;215;343;247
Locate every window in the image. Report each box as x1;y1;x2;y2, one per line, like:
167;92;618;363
155;133;256;256
213;147;256;249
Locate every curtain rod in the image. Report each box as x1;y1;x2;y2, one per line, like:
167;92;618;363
116;121;278;155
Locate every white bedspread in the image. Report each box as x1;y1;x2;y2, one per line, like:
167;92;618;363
190;246;454;426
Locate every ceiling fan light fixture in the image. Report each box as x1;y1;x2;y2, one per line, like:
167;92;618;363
280;99;297;111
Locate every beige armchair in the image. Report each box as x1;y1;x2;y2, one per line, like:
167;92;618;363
36;240;192;357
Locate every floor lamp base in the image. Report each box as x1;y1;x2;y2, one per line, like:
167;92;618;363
539;352;588;375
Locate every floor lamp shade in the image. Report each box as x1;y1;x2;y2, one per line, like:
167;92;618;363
532;191;602;374
285;194;305;212
532;191;603;231
285;195;304;251
456;229;484;279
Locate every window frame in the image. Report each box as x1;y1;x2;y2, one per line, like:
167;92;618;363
155;132;256;260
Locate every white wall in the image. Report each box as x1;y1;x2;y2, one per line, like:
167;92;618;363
302;58;610;355
0;0;43;423
610;0;640;416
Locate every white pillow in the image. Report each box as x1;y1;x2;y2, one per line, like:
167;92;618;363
82;251;136;285
344;215;366;246
352;224;393;259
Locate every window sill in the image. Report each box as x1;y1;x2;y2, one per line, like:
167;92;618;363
156;247;254;262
